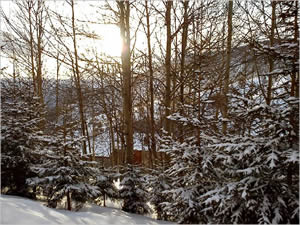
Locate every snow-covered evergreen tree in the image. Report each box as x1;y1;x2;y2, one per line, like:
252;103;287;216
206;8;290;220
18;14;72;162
119;165;151;215
157;130;217;223
159;88;299;224
146;167;171;221
27;123;100;210
1;81;45;198
200;96;299;224
93;167;119;206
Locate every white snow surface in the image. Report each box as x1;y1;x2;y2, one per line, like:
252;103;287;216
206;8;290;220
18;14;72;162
0;195;172;224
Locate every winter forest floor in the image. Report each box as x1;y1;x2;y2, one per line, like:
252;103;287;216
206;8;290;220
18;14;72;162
0;195;173;224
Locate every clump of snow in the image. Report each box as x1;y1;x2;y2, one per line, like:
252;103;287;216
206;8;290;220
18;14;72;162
0;195;172;224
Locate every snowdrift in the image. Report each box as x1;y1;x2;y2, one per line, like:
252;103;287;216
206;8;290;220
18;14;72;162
0;195;171;224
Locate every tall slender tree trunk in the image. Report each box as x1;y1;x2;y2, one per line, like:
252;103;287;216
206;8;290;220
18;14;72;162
173;17;178;117
36;0;44;104
85;121;92;155
145;0;156;166
165;1;172;134
91;79;95;161
196;1;204;143
266;0;276;105
291;0;298;97
55;52;60;123
116;123;121;165
108;119;116;166
222;0;233;135
28;2;37;94
92;111;95;162
119;1;133;164
287;0;299;188
70;0;88;155
179;0;189;141
12;51;17;100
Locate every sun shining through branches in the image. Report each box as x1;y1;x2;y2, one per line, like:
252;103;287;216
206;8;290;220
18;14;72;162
98;25;122;57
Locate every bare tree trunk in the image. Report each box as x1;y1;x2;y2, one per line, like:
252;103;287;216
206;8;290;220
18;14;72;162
67;191;72;211
266;0;276;105
192;2;203;145
109;119;116;166
291;0;298;97
91;79;95;161
222;0;233;135
36;0;44;104
145;0;156;166
55;52;60;123
179;0;189;141
173;17;178;118
116;121;121;166
28;1;37;94
70;0;88;155
111;88;118;166
119;1;133;164
12;51;17;100
92;115;95;162
287;0;299;188
165;1;172;134
103;194;106;207
85;121;92;155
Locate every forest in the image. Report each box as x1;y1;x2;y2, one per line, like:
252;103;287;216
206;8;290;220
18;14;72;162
0;0;299;224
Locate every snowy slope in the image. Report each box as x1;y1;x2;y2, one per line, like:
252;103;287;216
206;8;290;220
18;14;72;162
0;195;172;224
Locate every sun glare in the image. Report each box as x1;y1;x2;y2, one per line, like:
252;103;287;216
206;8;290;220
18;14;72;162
99;25;122;57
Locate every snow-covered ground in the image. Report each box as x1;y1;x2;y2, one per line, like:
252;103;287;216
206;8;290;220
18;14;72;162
0;195;172;224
